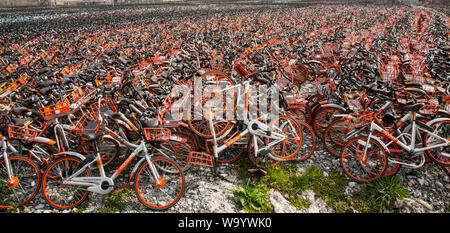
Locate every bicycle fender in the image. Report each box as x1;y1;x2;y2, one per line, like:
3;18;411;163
426;117;450;127
53;151;86;160
319;103;346;112
33;136;57;146
116;119;133;131
170;135;188;143
101;134;120;144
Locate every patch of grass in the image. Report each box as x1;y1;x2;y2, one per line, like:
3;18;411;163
95;187;134;213
365;175;409;210
289;196;310;210
74;204;87;213
233;182;273;213
236;163;386;213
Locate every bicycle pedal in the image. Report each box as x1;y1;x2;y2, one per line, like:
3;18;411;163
248;168;267;176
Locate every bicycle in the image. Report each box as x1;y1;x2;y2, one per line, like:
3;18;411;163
340;102;450;182
187;75;310;176
40;96;185;210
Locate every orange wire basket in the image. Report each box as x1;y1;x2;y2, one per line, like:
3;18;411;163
344;90;367;111
73;111;101;136
64;86;97;112
344;111;376;128
233;53;258;78
90;98;117;113
143;128;171;142
187;151;214;167
39;99;71;121
315;75;335;96
7;125;38;141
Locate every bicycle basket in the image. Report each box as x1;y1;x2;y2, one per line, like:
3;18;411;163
39;99;71;121
344;90;366;111
7;125;38;141
143;128;171;142
233;54;258;78
345;111;375;128
187;151;214;167
73;111;101;136
90;98;117;113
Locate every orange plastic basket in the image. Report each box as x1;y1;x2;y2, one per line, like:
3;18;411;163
187;151;214;167
39;100;71;121
143;128;171;142
7;125;38;141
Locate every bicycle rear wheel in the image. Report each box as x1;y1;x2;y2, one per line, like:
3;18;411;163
134;156;185;210
0;156;40;208
340;136;387;182
423;119;450;166
312;106;344;139
187;93;233;139
41;156;90;209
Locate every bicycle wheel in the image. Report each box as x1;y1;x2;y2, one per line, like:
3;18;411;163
41;156;90;209
374;133;402;177
248;135;279;168
76;136;120;167
323;119;351;157
266;115;303;161
312;106;344;139
158;134;194;172
193;71;237;108
340;136;388;182
290;120;315;161
423;119;450;166
187;93;233;139
0;156;40;208
134;156;185;210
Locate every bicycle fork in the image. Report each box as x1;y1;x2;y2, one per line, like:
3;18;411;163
2;138;15;187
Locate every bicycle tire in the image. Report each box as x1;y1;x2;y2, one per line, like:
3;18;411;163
340;136;388;182
0;156;41;208
41;156;90;209
134;156;185;210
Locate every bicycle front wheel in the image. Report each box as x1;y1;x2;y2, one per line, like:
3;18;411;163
0;156;40;208
41;156;90;209
340;136;387;182
134;156;185;210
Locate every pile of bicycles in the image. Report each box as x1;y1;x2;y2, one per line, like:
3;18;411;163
0;4;448;212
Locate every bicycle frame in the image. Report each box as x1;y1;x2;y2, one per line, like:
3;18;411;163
207;79;296;161
1;134;19;185
362;112;450;168
62;138;161;195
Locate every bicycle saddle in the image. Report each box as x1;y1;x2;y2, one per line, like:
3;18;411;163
140;118;159;128
400;102;425;112
11;117;33;126
81;131;102;142
11;107;30;116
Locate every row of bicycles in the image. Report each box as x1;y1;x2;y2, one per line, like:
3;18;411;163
0;4;448;212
